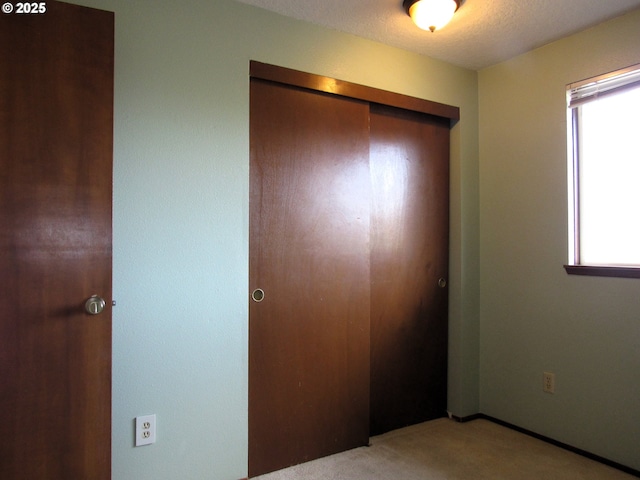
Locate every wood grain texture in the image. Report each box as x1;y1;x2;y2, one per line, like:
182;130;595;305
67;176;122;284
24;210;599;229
0;3;113;478
249;79;371;477
249;64;454;477
250;61;460;122
369;104;450;435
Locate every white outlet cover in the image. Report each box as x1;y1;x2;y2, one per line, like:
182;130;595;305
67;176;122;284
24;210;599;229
543;372;555;394
135;414;156;446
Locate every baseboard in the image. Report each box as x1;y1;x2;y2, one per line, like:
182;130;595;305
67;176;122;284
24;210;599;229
450;412;483;423
450;413;639;478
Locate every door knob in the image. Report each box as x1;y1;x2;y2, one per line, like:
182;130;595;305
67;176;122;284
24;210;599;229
438;278;447;288
85;295;106;315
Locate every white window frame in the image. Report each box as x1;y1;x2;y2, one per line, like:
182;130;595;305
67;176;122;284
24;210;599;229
565;64;640;278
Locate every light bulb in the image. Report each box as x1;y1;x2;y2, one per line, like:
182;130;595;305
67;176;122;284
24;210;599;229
408;0;458;32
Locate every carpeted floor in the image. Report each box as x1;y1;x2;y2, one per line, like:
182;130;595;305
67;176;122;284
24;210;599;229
253;418;635;479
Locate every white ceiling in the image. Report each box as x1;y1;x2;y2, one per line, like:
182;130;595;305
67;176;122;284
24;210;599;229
234;0;640;70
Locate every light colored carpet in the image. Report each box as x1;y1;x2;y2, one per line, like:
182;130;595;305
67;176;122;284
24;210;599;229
253;418;635;479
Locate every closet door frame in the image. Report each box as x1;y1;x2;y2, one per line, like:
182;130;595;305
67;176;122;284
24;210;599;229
249;61;459;477
250;62;460;122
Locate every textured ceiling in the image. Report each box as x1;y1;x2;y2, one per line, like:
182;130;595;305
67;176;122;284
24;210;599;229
234;0;640;70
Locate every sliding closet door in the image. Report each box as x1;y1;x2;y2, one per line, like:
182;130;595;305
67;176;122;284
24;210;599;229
369;104;450;435
249;79;371;477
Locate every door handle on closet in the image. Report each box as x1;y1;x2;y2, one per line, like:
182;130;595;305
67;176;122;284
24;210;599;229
251;288;265;303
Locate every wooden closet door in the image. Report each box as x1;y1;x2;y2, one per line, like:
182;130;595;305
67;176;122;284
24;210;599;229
249;79;371;477
369;104;450;435
0;3;113;478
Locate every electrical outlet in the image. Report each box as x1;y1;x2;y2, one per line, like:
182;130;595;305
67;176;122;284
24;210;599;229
543;372;555;394
135;414;156;446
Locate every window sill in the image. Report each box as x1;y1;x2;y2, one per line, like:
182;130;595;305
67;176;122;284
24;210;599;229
564;265;640;279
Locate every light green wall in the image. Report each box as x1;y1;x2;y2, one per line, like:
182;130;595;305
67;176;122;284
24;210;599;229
479;9;640;471
67;0;479;478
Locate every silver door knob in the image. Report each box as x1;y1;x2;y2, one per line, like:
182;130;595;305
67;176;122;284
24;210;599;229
438;278;447;288
85;295;106;315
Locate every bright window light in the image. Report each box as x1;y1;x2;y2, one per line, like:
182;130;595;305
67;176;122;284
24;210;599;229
567;64;640;270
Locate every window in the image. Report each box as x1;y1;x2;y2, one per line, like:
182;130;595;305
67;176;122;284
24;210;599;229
566;64;640;278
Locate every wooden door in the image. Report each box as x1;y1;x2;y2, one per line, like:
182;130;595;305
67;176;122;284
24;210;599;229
0;3;113;478
369;104;450;435
249;79;371;477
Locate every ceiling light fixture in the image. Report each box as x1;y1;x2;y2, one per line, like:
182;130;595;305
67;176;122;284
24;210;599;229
403;0;462;33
